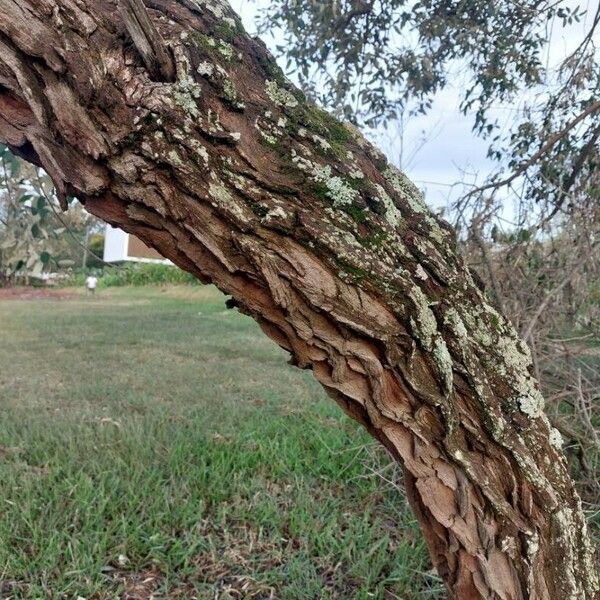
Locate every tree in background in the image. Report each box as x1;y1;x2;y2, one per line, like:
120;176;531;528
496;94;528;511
259;0;599;220
0;145;102;283
0;0;598;597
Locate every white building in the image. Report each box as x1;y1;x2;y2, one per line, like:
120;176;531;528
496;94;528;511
103;225;171;264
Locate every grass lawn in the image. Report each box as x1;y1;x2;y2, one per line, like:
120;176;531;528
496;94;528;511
0;286;441;599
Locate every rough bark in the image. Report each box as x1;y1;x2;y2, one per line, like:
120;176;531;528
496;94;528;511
0;1;597;598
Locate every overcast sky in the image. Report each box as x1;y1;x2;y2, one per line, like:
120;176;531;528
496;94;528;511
232;1;597;211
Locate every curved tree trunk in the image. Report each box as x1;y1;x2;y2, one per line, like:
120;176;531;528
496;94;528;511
0;1;597;597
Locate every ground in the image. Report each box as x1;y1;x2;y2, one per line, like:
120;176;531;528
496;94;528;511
0;286;442;599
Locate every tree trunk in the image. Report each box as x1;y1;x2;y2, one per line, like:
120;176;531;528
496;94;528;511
0;1;597;597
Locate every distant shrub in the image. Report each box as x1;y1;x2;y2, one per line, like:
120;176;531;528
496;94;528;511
63;271;87;287
86;233;106;269
63;263;198;287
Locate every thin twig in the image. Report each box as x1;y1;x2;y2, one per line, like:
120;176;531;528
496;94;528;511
463;99;600;199
35;171;117;269
522;242;597;341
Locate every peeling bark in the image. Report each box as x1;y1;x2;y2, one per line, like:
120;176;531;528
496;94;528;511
0;1;597;597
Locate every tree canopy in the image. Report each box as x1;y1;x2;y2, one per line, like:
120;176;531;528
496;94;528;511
260;0;600;222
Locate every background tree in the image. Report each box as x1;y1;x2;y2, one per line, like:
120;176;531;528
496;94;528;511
0;0;597;597
259;0;599;218
0;145;102;283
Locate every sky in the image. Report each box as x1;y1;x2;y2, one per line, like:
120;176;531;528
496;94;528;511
232;0;597;211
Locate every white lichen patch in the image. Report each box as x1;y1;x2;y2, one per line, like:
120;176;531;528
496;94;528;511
195;1;237;27
462;309;494;347
525;531;540;562
222;79;245;110
173;75;201;117
415;264;429;281
383;165;427;213
167;149;183;166
444;307;468;339
432;338;454;393
348;169;364;179
549;427;563;450
196;60;229;81
255;116;283;146
228;172;263;198
264;206;288;221
222;78;235;97
408;285;438;349
259;130;278;145
518;394;545;419
291;151;358;208
476;328;493;347
383;165;450;245
551;507;579;599
374;183;402;228
500;536;517;556
425;216;447;245
201;108;226;136
453;449;465;461
196;145;209;165
170;127;210;168
312;134;331;151
208;181;232;203
197;61;215;77
493;333;547;417
218;40;235;61
313;165;357;207
265;80;299;108
482;301;507;330
194;0;227;19
208;181;250;223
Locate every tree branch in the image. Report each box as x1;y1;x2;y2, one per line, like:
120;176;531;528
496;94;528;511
463;99;600;199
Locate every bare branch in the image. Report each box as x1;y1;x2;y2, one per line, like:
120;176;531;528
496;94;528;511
463;99;600;200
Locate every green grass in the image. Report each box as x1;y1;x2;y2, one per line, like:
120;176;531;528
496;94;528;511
0;286;440;599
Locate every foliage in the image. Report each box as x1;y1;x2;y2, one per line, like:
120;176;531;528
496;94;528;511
0;287;441;599
0;146;100;283
86;232;106;269
64;262;199;288
259;0;599;222
0;146;57;280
